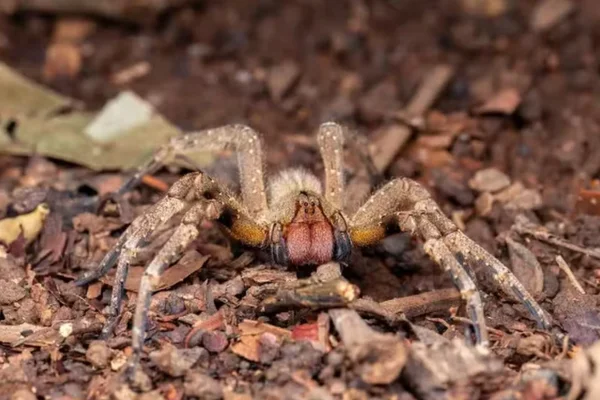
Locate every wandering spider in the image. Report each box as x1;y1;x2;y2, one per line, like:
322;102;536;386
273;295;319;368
76;122;551;374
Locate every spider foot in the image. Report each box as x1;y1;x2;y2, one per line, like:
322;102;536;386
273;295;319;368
423;238;489;346
444;231;552;331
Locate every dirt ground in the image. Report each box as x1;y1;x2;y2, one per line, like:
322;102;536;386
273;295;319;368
1;0;600;399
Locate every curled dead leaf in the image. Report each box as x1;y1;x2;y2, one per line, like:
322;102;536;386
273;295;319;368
0;203;50;245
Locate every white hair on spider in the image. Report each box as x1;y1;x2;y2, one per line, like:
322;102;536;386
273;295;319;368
268;167;322;205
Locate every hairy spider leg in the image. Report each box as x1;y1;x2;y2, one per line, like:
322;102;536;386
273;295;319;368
348;177;551;343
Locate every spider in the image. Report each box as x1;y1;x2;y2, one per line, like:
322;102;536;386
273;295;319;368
75;122;551;374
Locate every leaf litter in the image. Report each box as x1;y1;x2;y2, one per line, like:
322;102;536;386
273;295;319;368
2;2;600;399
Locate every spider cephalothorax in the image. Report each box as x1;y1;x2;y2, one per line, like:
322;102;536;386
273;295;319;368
75;122;552;376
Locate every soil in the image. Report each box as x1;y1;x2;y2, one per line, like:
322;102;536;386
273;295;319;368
1;1;600;399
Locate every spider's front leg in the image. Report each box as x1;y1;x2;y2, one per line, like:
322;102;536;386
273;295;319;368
129;199;223;371
75;173;201;338
348;177;552;345
117;124;268;216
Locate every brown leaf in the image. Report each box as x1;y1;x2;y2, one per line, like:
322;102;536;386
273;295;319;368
230;320;292;362
43;42;82;80
475;88;521;115
575;188;600;216
86;281;103;299
38;212;66;264
531;0;574;32
329;309;406;385
468;168;511;193
506;237;544;299
100;252;209;293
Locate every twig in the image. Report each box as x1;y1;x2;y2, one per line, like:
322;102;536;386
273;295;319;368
372;64;454;173
259;278;359;313
379;287;461;318
556;255;586;295
3;0;198;24
514;224;600;260
141;174;169;192
344;64;454;210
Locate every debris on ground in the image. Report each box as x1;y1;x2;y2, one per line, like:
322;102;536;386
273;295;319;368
1;0;600;398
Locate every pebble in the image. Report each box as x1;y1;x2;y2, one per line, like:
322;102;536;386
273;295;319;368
468;168;511;193
202;330;229;353
150;344;205;377
184;371;224;400
85;340;111;369
0;279;27;304
267;61;301;101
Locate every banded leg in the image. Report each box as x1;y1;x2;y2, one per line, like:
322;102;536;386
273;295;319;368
74;173;204;288
119;125;268;218
76;173;210;339
349;177;551;339
128;201;222;375
317;122;380;211
444;231;551;329
423;238;488;345
318;122;346;210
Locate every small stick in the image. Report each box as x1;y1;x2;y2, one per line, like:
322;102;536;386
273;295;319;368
379;287;462;318
515;224;600;260
141;174;169;192
345;65;454;207
259;279;360;313
372;64;454;173
5;0;195;24
555;255;586;295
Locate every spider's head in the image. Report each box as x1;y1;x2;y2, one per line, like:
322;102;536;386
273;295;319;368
267;175;352;266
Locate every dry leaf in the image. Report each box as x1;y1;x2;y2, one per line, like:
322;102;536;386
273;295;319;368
475;88;521;115
86;281;103;299
230;320;292;362
0;203;50;245
531;0;574;32
506;237;544;299
43;42;82;80
100;253;209;293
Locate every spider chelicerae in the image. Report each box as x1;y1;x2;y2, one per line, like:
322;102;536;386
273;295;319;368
76;122;552;374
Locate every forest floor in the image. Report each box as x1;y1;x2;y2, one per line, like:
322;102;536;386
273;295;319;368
1;1;600;399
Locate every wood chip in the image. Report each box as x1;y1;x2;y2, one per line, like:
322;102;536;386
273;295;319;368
380;288;462;318
267;61;301;101
475;88;521;115
468;168;511;193
0;323;47;346
43;42;82;80
531;0;574;32
230;320;292;362
475;192;495;216
329;309;406;385
575;188;600;216
100;253;209;292
112;61;151;85
86;281;103;299
506;237;544;299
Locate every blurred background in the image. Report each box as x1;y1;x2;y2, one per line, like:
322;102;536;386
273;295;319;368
1;0;598;215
